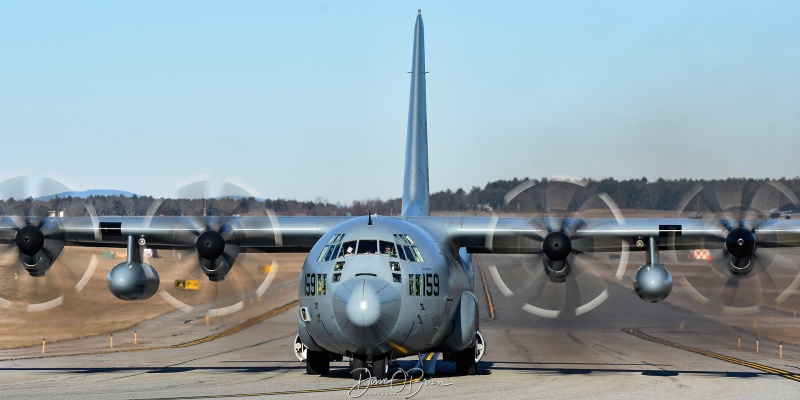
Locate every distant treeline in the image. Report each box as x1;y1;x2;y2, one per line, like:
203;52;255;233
1;177;799;217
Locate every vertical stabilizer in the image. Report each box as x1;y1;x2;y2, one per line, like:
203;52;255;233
402;11;430;217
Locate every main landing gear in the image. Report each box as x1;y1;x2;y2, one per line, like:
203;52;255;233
351;354;389;380
306;349;330;375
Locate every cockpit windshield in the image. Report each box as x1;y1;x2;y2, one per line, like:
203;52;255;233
357;240;378;255
316;235;421;262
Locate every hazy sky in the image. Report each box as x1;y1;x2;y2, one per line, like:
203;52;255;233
2;1;798;203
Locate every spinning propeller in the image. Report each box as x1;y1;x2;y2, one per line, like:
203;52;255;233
147;176;279;316
486;179;627;318
676;180;800;314
0;174;97;311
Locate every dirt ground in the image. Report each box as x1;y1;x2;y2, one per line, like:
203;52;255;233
0;248;305;349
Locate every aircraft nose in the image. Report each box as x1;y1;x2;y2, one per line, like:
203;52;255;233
346;280;382;327
333;276;401;345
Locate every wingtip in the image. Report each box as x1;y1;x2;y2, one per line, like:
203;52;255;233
418;9;421;15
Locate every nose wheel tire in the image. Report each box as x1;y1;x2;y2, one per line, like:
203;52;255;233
475;330;486;363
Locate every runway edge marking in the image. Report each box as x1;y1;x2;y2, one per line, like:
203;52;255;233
0;300;299;361
623;327;800;382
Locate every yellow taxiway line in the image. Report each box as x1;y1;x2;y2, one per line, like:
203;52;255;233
624;328;800;383
475;255;496;321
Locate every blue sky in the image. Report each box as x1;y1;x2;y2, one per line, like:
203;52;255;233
2;1;798;203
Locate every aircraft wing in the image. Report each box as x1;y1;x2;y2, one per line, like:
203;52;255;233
1;215;352;249
5;214;796;259
409;216;800;253
0;215;352;277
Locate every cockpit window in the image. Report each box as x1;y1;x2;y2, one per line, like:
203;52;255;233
341;241;357;257
411;246;424;262
357;240;378;255
402;245;416;262
328;244;340;261
317;234;345;262
328;233;344;244
317;245;331;262
393;234;423;262
379;240;397;257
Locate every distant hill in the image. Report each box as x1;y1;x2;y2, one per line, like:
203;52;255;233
38;189;139;201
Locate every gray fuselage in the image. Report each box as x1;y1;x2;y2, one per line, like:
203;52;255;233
297;216;471;359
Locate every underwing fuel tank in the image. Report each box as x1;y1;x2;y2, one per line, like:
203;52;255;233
633;263;672;303
108;262;160;301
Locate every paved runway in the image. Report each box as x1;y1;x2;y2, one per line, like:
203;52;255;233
1;253;799;399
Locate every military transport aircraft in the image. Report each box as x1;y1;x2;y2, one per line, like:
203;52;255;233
3;11;800;380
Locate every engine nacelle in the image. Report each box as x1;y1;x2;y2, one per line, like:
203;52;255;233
633;263;673;303
16;224;59;277
196;229;236;281
19;252;54;277
542;232;573;283
108;262;160;301
543;259;570;283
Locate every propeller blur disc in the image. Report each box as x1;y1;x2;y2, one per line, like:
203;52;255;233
0;174;97;312
486;178;627;318
149;176;279;315
676;180;800;314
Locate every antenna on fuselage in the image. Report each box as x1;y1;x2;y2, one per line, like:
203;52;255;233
368;210;373;226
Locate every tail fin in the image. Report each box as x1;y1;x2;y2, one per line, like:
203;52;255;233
401;11;430;217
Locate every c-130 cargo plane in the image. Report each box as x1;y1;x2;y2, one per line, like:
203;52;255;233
3;11;800;380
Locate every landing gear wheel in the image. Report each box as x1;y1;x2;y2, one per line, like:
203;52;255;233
372;356;388;380
293;335;308;361
306;349;330;375
351;356;368;380
455;345;477;376
475;330;486;363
